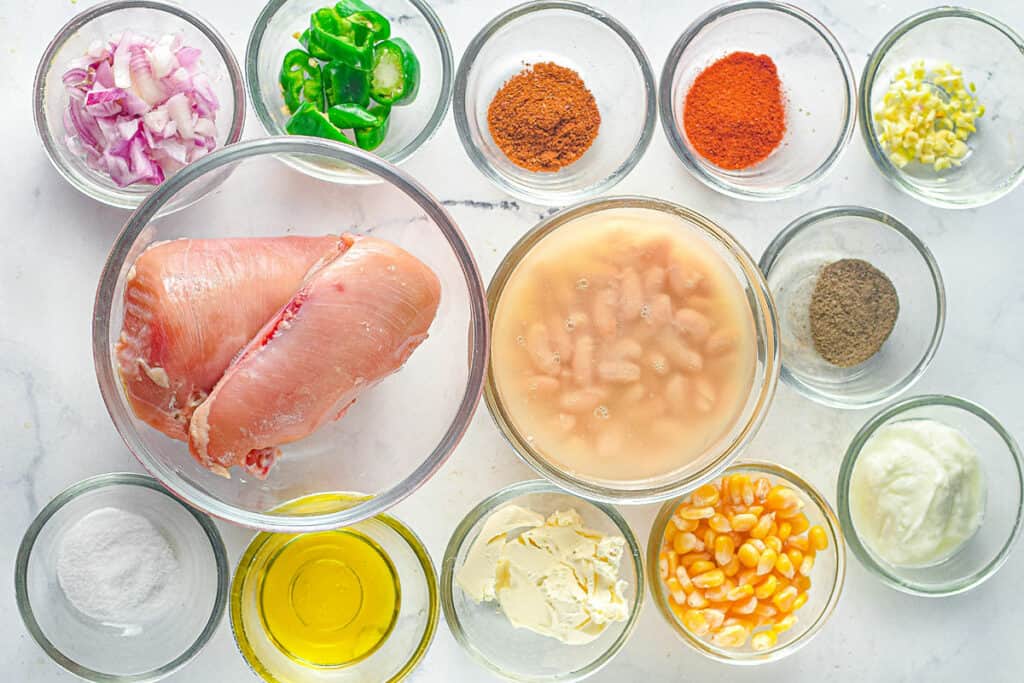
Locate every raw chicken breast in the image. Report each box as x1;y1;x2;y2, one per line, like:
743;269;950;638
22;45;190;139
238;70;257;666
188;234;442;478
116;236;347;440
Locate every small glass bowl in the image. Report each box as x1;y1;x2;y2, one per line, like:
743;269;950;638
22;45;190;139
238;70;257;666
759;206;945;409
247;0;453;183
33;0;245;214
659;1;856;200
485;196;779;504
15;472;229;682
838;395;1024;597
453;1;656;206
648;461;845;665
92;136;488;532
231;494;439;682
440;480;643;682
860;8;1024;209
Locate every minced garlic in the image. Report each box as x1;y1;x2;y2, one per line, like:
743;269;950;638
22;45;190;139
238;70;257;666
873;60;984;172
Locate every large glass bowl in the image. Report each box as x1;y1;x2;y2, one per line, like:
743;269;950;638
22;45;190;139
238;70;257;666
838;395;1023;596
647;461;845;665
92;137;488;532
247;0;453;183
860;7;1024;208
484;196;779;504
453;1;656;206
440;480;644;682
33;0;245;214
659;1;855;200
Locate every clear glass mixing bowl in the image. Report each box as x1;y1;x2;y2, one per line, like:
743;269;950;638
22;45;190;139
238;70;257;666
92;137;488;532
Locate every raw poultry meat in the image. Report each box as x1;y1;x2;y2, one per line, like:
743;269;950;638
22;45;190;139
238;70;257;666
188;234;441;478
116;235;347;441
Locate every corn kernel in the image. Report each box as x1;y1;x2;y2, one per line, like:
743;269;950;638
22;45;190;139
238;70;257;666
749;538;767;552
673;531;699;555
772;586;798;612
750;514;774;539
692;483;720;507
693;569;726;589
732;595;758;615
789;513;810;535
809;525;828;551
754;477;771;501
729;475;750;504
714;536;735;566
738;568;760;586
680;505;715;520
787;548;803;568
726;583;754;602
752;630;778;651
667;577;687;604
754;602;778;620
703;608;726;629
755;575;779;600
775;552;795;579
786;535;809;552
766;485;799;511
683;609;709;636
681;552;711;567
756;548;777;576
737;542;760;568
703;528;716;550
709;513;732;534
773;615;797;633
689;560;716;577
672;515;699;532
765;535;783;554
723;556;741;577
731;513;758;532
793;592;808;611
795;575;811;592
687;590;708;609
712;624;749;648
799;555;815;577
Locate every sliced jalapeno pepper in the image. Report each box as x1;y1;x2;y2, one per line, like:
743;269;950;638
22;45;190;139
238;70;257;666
323;60;371;107
285;101;353;144
308;7;374;71
370;38;420;105
354;104;390;151
327;103;379;129
279;49;324;113
335;0;390;42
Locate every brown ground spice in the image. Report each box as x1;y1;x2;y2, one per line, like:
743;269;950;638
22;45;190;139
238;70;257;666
487;62;601;172
810;259;899;367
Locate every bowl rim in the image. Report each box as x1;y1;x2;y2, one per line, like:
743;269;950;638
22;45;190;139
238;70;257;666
483;195;780;504
32;0;246;211
758;205;946;409
646;460;846;665
452;0;657;206
836;394;1024;597
439;478;645;682
245;0;454;179
14;472;230;683
658;0;857;201
230;499;440;682
858;6;1024;209
91;136;490;533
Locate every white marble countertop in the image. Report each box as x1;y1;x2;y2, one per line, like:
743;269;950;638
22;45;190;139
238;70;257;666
3;0;1023;681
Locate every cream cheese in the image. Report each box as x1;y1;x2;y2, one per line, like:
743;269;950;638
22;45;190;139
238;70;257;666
455;505;629;644
849;418;986;567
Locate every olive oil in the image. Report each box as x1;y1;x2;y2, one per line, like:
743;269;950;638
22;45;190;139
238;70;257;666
258;529;400;667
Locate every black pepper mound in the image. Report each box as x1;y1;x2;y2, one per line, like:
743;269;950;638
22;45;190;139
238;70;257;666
809;258;899;368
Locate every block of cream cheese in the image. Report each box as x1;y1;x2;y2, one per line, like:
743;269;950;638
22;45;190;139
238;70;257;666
456;505;629;645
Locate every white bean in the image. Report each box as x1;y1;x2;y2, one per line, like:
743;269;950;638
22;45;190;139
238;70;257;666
665;374;689;412
619;268;644;321
554;413;577;433
706;328;737;356
674;308;713;343
610;338;644;360
643;266;666;295
668;264;704;297
527;375;561;395
572;335;596;386
548;314;574;364
593;288;619;338
694;378;716;413
596;424;626;458
598;360;642;383
526;322;560;375
646;293;673;327
657;329;704;373
622;382;647;403
560;387;606;413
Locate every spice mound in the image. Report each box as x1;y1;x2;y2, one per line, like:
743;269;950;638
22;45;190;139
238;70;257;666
658;473;830;651
487;62;601;172
683;51;786;170
57;507;180;625
455;505;630;645
809;258;899;367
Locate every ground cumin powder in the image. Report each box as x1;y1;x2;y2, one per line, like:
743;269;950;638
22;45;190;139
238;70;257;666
487;62;601;172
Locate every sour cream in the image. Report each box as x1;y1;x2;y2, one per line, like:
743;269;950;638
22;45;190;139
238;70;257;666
849;419;985;568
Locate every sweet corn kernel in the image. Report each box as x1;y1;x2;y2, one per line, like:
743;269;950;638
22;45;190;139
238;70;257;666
693;569;726;589
692;483;720;507
683;609;710;636
750;514;774;539
731;513;758;532
667;577;687;604
766;485;799;511
765;535;783;554
755;575;779;600
689;560;716;577
752;630;778;651
703;528;716;550
712;624;749;648
775;552;795;579
723;556;741;577
704;608;726;629
754;602;778;620
726;583;754;601
756;548;777;576
750;539;767;552
709;513;732;534
680;505;715;520
715;536;735;566
737;543;760;568
809;525;829;551
673;515;699;532
738;568;760;586
787;548;804;568
674;531;699;555
754;477;771;501
789;513;810;535
772;586;798;612
787;535;809;552
799;555;815;577
687;590;708;609
732;595;758;615
729;475;749;505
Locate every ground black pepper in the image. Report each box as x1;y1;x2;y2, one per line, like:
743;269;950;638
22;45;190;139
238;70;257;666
809;259;899;367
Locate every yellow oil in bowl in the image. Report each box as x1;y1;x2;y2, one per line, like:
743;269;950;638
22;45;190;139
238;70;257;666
258;529;401;668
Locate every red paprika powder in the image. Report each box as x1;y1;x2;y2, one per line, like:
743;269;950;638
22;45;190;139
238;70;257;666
683;52;786;170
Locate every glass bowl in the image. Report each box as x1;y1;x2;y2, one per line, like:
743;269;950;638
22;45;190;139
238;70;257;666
859;7;1024;209
92;136;488;532
246;0;453;183
484;196;779;504
453;1;656;206
33;0;245;214
231;494;438;682
15;472;228;682
759;206;945;409
838;395;1024;597
647;461;845;665
440;480;643;682
659;1;855;200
